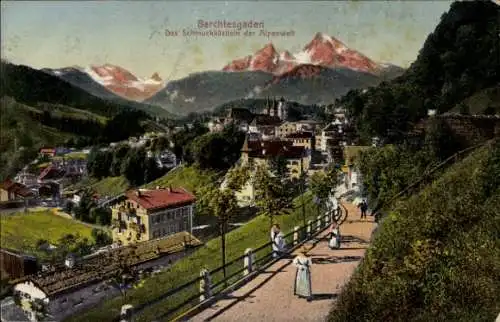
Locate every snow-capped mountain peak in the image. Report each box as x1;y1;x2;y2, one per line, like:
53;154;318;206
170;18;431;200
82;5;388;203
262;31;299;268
45;64;164;102
223;32;384;75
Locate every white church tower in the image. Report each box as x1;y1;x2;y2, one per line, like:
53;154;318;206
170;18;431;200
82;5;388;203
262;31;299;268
277;97;287;120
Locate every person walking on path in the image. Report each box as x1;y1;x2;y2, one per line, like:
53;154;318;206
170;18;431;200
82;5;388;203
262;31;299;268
293;247;313;301
328;220;341;249
359;199;368;220
271;224;286;258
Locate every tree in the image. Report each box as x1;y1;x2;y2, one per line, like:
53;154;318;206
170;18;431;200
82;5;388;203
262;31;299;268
144;154;162;183
74;189;97;222
87;148;112;179
110;144;131;177
197;165;248;282
188;127;245;170
120;147;147;186
92;228;113;247
253;164;293;227
89;207;112;226
109;255;138;303
269;155;289;183
458;102;470;115
309;168;341;217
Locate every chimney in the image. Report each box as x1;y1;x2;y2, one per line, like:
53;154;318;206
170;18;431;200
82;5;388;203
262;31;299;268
167;186;172;193
156;186;160;190
136;190;141;197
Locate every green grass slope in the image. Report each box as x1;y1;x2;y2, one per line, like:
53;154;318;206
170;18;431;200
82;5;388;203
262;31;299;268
66;192;318;322
145;165;221;196
0;211;94;255
329;141;500;322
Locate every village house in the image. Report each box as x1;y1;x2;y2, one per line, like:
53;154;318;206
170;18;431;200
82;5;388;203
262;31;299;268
12;232;202;321
316;119;347;152
156;149;177;169
233;137;311;206
110;187;196;246
248;115;282;139
342;145;371;186
207;117;225;133
283;131;315;151
295;120;322;133
223;107;255;132
275;122;298;137
0;180;34;203
39;148;56;158
14;170;38;188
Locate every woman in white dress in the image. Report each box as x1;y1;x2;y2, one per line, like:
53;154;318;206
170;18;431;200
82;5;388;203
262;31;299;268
328;221;341;249
293;248;312;301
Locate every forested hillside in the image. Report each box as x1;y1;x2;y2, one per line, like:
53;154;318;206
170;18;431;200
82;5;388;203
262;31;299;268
329;139;500;322
338;1;499;142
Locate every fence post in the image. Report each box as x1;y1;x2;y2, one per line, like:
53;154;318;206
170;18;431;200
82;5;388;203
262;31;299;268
293;226;300;245
120;304;133;322
307;220;312;237
199;268;212;302
316;215;322;231
244;248;254;276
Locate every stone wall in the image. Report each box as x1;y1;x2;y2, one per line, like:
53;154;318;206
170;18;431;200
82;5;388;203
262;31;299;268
440;115;500;146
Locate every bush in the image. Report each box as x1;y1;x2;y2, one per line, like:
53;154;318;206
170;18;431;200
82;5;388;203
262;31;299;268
328;141;500;322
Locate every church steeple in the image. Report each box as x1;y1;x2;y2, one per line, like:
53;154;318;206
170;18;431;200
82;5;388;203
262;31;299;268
241;134;252;164
241;134;252;153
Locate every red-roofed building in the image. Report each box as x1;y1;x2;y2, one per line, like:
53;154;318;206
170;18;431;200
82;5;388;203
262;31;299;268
39;148;56;158
110;187;196;246
240;137;311;179
0;180;34;202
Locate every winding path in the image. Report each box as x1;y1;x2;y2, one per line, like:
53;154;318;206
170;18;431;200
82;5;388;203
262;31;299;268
187;203;376;322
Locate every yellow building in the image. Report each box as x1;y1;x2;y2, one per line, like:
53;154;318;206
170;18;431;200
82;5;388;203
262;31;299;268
276;122;298;137
110;187;196;246
283;131;315;151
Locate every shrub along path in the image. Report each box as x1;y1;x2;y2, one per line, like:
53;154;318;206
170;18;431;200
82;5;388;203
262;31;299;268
188;202;376;322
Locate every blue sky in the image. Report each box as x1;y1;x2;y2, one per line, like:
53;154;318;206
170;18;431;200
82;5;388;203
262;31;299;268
1;1;453;81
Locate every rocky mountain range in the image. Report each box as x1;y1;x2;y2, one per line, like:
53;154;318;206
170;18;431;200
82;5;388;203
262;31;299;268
145;33;404;114
8;32;405;116
223;32;386;75
42;64;164;102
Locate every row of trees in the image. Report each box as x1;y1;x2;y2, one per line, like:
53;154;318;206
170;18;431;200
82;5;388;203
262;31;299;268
36;229;112;264
358;117;465;211
198;157;341;280
86;145;165;187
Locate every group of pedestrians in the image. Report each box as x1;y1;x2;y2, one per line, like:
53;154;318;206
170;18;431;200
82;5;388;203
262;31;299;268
290;197;370;302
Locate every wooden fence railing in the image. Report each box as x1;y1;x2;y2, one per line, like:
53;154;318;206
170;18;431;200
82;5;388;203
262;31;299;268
117;207;346;322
